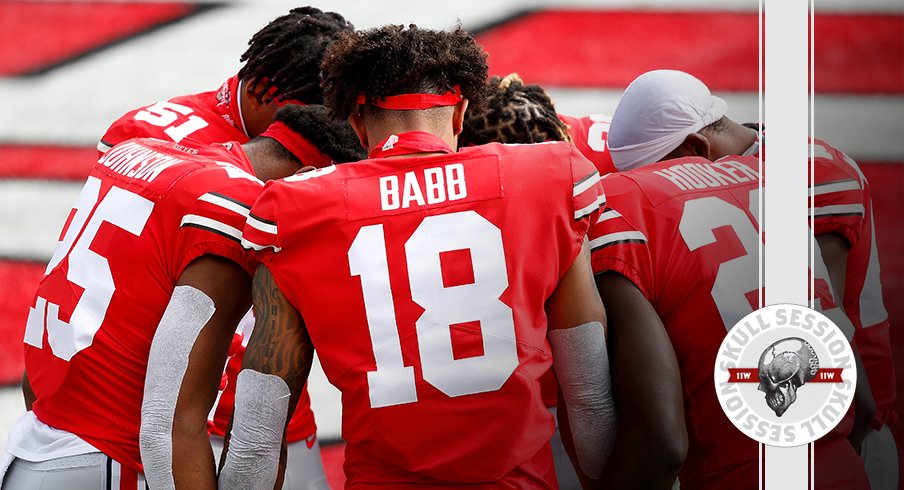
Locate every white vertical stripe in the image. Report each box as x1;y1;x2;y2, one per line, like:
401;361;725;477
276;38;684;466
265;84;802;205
110;459;122;490
763;0;811;486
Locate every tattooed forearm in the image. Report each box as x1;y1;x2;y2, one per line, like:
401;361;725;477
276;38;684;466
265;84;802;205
244;265;314;403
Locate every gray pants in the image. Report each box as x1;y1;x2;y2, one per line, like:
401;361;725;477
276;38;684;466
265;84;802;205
1;453;147;490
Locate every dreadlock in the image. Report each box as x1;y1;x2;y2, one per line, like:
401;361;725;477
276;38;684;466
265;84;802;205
273;105;366;163
238;7;354;105
320;24;491;120
459;73;570;147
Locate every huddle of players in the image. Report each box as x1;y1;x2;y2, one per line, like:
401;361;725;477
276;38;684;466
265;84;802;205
463;72;895;489
1;6;894;490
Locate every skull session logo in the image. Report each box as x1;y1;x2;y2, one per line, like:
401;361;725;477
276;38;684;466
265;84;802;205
714;304;856;447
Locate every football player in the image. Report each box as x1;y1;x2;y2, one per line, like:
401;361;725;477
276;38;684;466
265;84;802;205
594;69;880;489
220;25;616;490
460;72;618;490
95;7;355;488
2;106;363;489
460;73;616;175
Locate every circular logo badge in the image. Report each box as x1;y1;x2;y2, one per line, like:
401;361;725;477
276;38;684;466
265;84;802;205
713;304;856;447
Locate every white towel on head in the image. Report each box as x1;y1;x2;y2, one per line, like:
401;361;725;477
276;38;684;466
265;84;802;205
608;70;727;171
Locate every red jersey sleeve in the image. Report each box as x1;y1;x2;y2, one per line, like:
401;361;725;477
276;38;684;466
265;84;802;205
588;178;655;300
810;140;865;247
571;146;606;239
241;180;284;265
173;176;262;278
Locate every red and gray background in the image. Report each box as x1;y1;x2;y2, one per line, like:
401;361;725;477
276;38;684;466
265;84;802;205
0;0;901;487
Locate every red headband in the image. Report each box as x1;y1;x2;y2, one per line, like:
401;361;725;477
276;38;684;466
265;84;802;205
356;85;462;110
260;121;332;168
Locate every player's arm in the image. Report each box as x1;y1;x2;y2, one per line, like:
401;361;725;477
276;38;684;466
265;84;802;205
140;255;252;490
219;265;314;490
594;271;687;489
546;240;616;487
816;233;876;451
22;370;35;410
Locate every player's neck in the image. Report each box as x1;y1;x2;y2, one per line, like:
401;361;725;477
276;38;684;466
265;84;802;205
243;141;301;181
362;111;457;158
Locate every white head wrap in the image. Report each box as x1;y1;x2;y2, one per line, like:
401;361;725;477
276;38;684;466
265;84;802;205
608;70;727;171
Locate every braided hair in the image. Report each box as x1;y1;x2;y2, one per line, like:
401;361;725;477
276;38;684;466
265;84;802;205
273;105;366;163
459;73;570;147
238;7;353;105
320;24;490;120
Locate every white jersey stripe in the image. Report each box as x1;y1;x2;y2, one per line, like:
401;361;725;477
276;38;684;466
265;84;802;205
596;209;622;223
109;458;121;490
180;215;242;241
137;472;147;490
241;237;282;253
575;195;606;220
97;141;112;154
812;203;865;217
589;231;647;250
246;215;278;235
810;179;860;196
199;192;250;218
573;171;602;197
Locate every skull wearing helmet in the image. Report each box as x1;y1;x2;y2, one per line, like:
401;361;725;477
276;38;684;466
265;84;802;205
757;337;819;417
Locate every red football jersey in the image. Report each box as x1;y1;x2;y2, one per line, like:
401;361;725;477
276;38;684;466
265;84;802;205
558;113;616;175
589;155;862;489
23;138;262;472
99;76;317;442
99;76;249;156
809;140;895;423
242;133;604;487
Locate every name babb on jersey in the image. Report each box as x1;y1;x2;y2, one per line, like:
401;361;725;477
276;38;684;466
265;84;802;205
23;137;261;472
242;140;604;487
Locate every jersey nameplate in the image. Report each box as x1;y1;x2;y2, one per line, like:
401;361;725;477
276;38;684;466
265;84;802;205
345;154;503;221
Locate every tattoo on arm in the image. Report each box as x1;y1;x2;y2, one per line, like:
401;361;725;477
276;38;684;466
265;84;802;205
244;266;314;405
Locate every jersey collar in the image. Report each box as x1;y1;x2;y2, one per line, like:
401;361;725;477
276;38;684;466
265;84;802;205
215;75;251;139
369;132;455;159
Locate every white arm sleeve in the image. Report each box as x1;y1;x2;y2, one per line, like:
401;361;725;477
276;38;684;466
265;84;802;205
140;285;216;490
218;369;291;490
549;321;617;479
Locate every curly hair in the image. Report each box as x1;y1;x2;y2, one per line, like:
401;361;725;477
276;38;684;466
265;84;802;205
320;24;490;120
274;105;366;163
459;73;570;147
238;7;354;105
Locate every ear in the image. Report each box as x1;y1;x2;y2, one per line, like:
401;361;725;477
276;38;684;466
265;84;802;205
451;98;470;137
669;133;712;161
348;113;369;149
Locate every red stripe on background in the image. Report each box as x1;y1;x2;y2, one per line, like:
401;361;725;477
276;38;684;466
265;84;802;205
477;10;904;94
0;260;43;386
0;145;95;180
0;2;199;76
